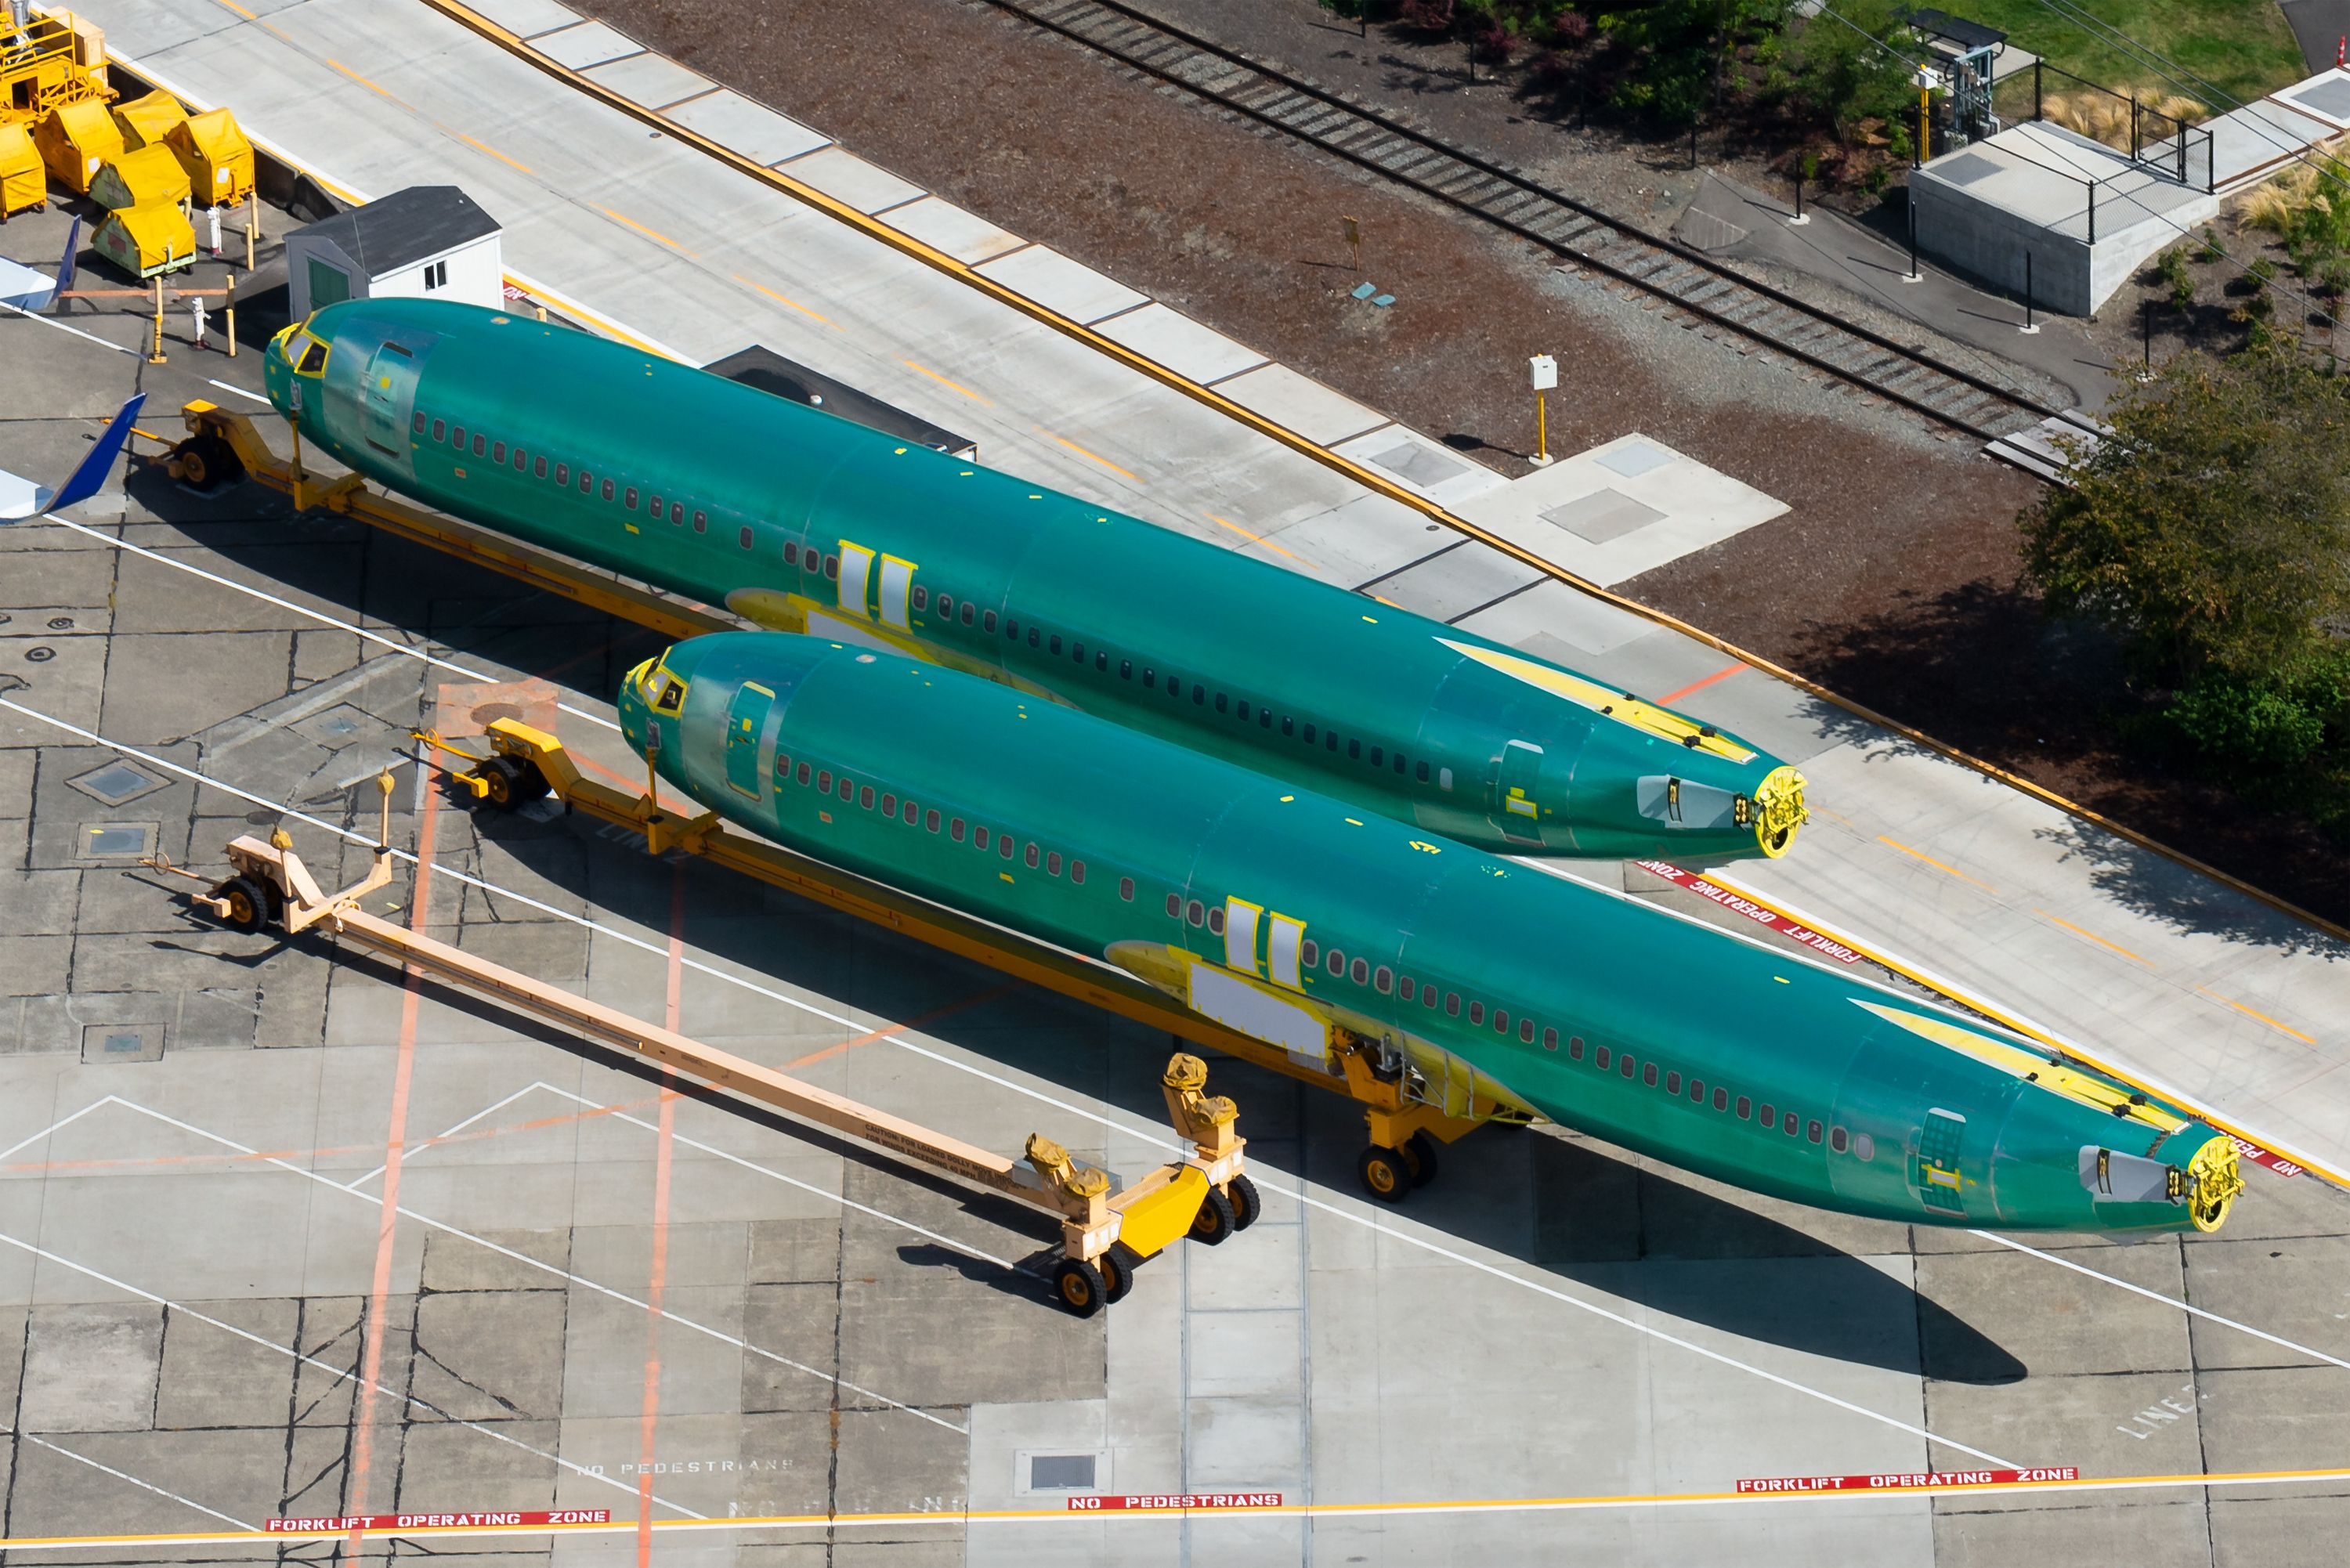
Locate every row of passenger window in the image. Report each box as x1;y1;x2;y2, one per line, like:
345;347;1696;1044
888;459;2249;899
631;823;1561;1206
418;411;720;536
1274;930;1875;1163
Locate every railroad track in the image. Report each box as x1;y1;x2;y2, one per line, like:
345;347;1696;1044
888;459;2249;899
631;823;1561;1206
976;0;2062;442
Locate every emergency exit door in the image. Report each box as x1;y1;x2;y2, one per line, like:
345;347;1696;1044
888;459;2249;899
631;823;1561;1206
724;681;774;799
1490;740;1544;844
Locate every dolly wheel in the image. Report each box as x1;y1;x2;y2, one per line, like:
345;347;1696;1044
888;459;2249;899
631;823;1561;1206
1190;1186;1238;1246
1053;1257;1108;1318
175;434;244;493
209;874;273;934
1101;1242;1142;1304
1227;1173;1263;1232
1358;1145;1412;1205
1403;1131;1441;1189
469;753;548;811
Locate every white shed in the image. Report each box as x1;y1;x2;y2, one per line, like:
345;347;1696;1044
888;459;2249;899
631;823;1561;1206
285;185;502;320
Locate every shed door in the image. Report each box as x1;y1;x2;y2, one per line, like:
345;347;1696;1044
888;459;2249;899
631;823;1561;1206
723;681;774;800
306;258;349;311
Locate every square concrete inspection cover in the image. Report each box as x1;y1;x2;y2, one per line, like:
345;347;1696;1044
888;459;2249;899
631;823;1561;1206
1936;152;2004;187
81;1023;162;1064
465;0;583;38
1542;487;1668;544
66;760;166;807
1026;1453;1097;1490
1367;440;1470;490
2287;75;2350;122
1594;439;1678;479
663;90;831;167
530;19;642;69
77;822;157;862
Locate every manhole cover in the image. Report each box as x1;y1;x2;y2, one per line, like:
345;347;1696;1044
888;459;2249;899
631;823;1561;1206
78;822;158;861
1367;441;1469;489
1595;439;1677;478
81;1021;164;1064
25;646;55;663
1541;487;1668;544
294;703;380;744
67;759;167;807
472;701;524;727
46;616;73;630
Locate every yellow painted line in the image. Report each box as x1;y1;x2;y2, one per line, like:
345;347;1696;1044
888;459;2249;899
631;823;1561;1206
325;58;410;108
2035;909;2154;968
2196;986;2318;1046
1875;835;1996;892
598;205;696;256
1206;512;1306;564
1697;867;2348;1190
728;273;841;330
900;358;993;406
443;125;533;174
214;0;255;17
1044;430;1137;481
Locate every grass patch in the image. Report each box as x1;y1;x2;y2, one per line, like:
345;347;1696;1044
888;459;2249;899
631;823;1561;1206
1961;0;2308;109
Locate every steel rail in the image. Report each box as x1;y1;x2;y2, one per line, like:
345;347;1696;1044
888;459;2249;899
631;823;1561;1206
979;0;2063;440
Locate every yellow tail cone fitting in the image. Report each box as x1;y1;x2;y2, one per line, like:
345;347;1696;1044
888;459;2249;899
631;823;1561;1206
1752;766;1810;858
2187;1138;2244;1233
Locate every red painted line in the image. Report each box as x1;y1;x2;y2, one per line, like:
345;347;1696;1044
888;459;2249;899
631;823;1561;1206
347;754;443;1534
1634;861;1863;964
1659;661;1748;706
1736;1466;2077;1495
635;869;687;1565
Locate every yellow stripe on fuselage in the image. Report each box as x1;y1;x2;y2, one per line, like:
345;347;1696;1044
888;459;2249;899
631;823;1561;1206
1436;638;1756;763
1853;1000;2189;1133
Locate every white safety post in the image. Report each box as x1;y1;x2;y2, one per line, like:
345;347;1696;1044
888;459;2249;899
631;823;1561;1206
1528;354;1558;468
208;204;221;256
190;294;208;352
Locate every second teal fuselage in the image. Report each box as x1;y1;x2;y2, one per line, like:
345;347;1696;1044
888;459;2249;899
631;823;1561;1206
266;298;1807;862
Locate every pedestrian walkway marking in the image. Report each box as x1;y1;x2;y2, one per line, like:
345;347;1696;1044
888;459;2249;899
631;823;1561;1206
2196;985;2317;1046
2035;909;2154;968
1875;834;1997;892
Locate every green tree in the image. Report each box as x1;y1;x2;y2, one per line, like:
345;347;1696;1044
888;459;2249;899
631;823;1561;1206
1784;0;1914;137
1597;0;1779;125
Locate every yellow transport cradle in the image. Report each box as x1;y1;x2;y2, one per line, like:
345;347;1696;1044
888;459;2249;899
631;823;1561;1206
1;9;110;130
163;776;1260;1317
166;400;1523;1193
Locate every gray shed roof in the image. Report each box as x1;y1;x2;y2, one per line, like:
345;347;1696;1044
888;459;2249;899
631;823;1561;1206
289;186;501;276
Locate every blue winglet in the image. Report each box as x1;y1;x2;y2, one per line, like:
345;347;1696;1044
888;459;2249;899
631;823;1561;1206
43;216;80;313
44;392;145;514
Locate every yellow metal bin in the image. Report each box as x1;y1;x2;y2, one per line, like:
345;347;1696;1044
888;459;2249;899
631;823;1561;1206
91;143;190;211
33;97;121;195
111;89;186;151
93;199;195;278
0;123;45;219
166;107;253;208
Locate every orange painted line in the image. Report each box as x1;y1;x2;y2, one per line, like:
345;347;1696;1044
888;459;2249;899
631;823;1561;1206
2036;909;2154;968
346;761;441;1535
2196;986;2317;1046
1660;662;1748;706
326;59;410;108
571;746;698;818
783;985;1013;1071
443;125;533;174
1875;834;1997;892
600;205;697;257
730;273;841;329
635;871;687;1565
900;359;993;406
1206;513;1306;564
1044;430;1138;481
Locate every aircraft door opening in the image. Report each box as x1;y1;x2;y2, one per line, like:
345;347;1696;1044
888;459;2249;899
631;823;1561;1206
877;555;916;630
837;542;876;619
724;681;775;800
1491;740;1544;843
362;335;430;472
1911;1107;1968;1216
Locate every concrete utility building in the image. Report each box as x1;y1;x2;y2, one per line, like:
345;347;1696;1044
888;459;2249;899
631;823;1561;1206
284;183;501;319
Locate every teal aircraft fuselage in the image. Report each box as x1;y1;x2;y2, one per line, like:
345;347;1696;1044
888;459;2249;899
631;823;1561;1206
265;299;1808;863
617;630;2243;1235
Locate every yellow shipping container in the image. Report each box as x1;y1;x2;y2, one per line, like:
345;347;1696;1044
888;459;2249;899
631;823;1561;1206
33;98;122;195
111;89;186;151
92;201;196;278
0;124;45;219
165;107;253;208
91;143;190;211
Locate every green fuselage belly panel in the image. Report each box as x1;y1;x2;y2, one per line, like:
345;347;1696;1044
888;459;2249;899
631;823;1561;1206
619;632;2230;1236
270;298;1802;862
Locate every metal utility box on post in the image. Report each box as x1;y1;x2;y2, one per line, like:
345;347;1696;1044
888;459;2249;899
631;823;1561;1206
1528;353;1557;468
284;184;502;320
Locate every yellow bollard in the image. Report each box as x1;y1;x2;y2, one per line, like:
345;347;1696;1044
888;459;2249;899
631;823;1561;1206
245;191;257;270
148;276;167;365
225;272;237;358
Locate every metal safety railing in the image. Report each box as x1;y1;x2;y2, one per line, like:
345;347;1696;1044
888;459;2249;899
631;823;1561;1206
1990;59;2215;193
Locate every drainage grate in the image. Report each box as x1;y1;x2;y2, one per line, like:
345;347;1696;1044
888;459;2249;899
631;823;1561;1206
78;822;158;861
80;1022;164;1064
67;759;167;807
1028;1454;1097;1490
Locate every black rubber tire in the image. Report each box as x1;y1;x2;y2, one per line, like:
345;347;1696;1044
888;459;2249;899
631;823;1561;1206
1227;1172;1263;1231
176;434;244;493
469;753;548;811
1403;1130;1441;1189
1053;1257;1108;1318
1358;1145;1412;1205
1190;1185;1238;1245
210;874;271;934
1101;1242;1142;1304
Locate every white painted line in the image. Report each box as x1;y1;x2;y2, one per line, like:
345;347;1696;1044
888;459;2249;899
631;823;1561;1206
37;515;624;734
204;378;271;406
107;1096;967;1435
0;1227;696;1516
19;1435;255;1531
0;1096;118;1165
341;1082;540;1192
2;302;136;356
